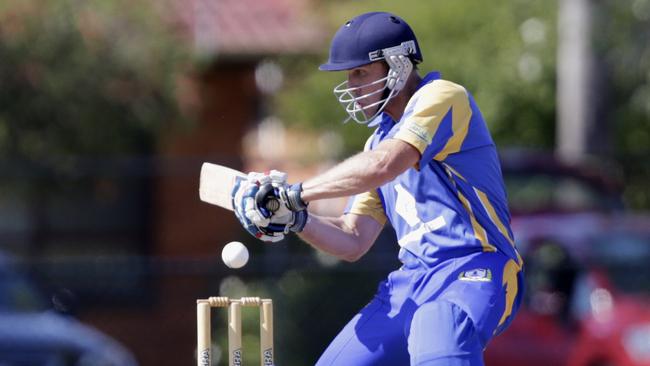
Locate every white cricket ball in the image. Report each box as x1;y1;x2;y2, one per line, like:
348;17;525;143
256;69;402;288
221;241;249;269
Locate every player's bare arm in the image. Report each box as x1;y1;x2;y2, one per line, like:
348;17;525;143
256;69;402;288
301;138;419;203
299;213;384;262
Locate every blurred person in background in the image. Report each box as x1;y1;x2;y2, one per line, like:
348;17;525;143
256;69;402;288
233;11;524;366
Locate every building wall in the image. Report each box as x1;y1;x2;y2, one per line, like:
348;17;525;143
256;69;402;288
81;61;260;366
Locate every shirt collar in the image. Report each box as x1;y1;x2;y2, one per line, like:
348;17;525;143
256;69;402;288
368;113;395;136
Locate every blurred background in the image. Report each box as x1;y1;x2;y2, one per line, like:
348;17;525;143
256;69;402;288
0;0;649;365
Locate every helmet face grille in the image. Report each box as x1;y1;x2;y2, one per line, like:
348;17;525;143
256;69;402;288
333;77;392;124
332;54;413;125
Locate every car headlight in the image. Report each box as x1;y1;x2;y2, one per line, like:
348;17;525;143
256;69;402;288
623;323;650;363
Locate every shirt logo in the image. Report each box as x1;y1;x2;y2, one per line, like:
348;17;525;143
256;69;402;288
458;268;492;282
403;122;430;143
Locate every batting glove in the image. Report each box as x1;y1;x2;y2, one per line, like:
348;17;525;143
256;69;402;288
280;183;308;212
231;173;285;242
255;181;309;233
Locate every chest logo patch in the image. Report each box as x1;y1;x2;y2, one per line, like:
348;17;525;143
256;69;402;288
458;268;492;282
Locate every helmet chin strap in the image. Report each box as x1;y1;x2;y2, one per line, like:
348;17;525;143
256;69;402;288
334;54;413;124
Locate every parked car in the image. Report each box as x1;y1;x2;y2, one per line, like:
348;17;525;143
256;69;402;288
485;213;650;366
0;252;138;366
499;150;624;215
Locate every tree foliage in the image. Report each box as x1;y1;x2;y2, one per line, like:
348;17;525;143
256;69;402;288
0;0;190;170
596;0;650;208
599;0;650;156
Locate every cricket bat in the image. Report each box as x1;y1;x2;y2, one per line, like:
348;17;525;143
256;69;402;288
199;163;282;213
199;163;247;211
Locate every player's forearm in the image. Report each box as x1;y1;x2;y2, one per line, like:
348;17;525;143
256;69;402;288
301;149;394;202
298;214;366;262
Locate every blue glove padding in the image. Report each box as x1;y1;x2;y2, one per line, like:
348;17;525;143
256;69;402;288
256;182;309;233
231;175;285;243
289;209;309;233
280;183;308;212
232;170;309;239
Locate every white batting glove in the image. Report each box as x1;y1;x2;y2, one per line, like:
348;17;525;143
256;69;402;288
231;172;285;243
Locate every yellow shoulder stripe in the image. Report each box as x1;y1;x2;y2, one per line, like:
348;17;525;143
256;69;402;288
347;190;387;225
457;191;496;253
394;80;472;161
474;188;515;247
432;81;472;161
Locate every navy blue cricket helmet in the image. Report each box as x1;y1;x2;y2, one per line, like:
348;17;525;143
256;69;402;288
320;12;423;71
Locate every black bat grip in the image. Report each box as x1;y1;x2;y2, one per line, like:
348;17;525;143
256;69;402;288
255;183;280;215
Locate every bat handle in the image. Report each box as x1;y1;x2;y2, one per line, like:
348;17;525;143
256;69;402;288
255;183;280;214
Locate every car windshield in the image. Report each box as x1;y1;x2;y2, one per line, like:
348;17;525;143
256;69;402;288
589;232;650;296
504;174;615;214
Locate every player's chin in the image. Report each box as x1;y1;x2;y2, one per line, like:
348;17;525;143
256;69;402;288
361;104;380;118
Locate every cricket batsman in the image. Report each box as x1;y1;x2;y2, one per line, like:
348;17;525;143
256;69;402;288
232;11;524;366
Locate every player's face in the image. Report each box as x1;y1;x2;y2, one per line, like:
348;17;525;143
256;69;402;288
346;62;389;117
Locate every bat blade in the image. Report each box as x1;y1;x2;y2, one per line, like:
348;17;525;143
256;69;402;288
199;163;246;211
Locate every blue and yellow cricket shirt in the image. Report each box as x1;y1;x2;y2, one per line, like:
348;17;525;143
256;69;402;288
345;71;522;268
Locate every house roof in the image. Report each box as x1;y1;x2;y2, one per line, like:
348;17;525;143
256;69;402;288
174;0;324;56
